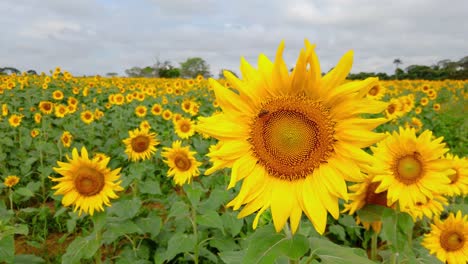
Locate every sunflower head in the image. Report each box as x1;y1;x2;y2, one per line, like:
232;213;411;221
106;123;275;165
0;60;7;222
123;127;159;161
162;140;201;185
174;118;195;139
4;175;20;188
422;211;468;264
50;147;123;216
372;127;453;209
196;40;388;234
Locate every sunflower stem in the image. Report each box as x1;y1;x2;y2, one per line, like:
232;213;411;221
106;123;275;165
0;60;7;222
370;231;378;261
283;223;298;264
93;215;103;264
8;188;14;212
190;205;199;264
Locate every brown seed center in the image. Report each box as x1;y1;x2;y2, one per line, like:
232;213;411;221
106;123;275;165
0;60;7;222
175;155;191;171
249;97;335;181
365;182;388;207
368;86;379;96
74;167;105;196
394;153;424;184
131;135;150;153
440;230;465;251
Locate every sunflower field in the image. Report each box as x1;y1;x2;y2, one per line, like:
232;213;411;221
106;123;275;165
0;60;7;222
0;42;467;264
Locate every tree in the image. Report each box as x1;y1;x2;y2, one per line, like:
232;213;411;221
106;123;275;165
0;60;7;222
106;72;118;77
125;67;143;77
393;59;403;79
155;60;180;78
180;57;211;78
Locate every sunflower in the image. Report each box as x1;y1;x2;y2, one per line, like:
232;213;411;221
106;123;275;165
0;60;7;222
50;147;124;216
162;109;173;120
61;131;73;148
4;175;20;188
366;82;386;100
30;128;40;138
162;140;201;185
420;97;429;106
181;100;192;113
174;118;195;139
93;152;109;163
80;110;94;124
400;194;447;221
67;96;78;106
39;101;54;114
123;127;159;161
114;94;125;105
415;106;422;115
433;103;441;111
196;40;388;234
371;128;452;209
8;114;23;127
343;175;392;233
34;113;42;124
422;211;468;264
385;99;402;120
52;90;64;100
139;120;151;130
151;104;162;115
135;105;147;117
2;104;8;116
444;154;468;196
54;104;68;118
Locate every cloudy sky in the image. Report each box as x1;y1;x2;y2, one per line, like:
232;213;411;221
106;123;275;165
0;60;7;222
1;0;467;77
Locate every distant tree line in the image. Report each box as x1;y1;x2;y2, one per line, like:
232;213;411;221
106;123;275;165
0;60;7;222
3;56;466;80
348;56;468;80
124;57;211;79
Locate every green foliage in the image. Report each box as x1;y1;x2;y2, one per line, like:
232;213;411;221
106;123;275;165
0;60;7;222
180;57;211;78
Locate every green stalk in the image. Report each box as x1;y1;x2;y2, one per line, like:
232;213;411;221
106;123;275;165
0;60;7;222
283;223;298;264
370;231;378;261
9;188;14;211
190;205;199;264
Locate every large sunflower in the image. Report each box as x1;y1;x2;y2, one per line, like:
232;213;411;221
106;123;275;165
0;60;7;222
371;128;453;209
196;40;388;234
422;211;468;264
50;147;123;216
123;127;159;161
162;140;201;185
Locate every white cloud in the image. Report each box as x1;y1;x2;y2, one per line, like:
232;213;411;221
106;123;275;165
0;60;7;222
0;0;466;76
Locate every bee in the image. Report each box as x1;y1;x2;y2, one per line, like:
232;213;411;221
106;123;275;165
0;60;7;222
257;109;269;118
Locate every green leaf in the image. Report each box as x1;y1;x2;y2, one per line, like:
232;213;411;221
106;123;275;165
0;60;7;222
221;211;244;237
356;204;387;223
381;209;414;254
0;235;14;263
13;254;45;264
219;250;245;264
329;225;347;242
15;187;35;198
61;234;101;264
243;225;306;264
197;210;224;232
164;233;196;262
136;212;162;239
138;179;161;195
102;220;143;244
210;237;240;252
107;197;141;220
166;201;189;220
284;234;309;259
309;237;376;264
184;183;203;207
